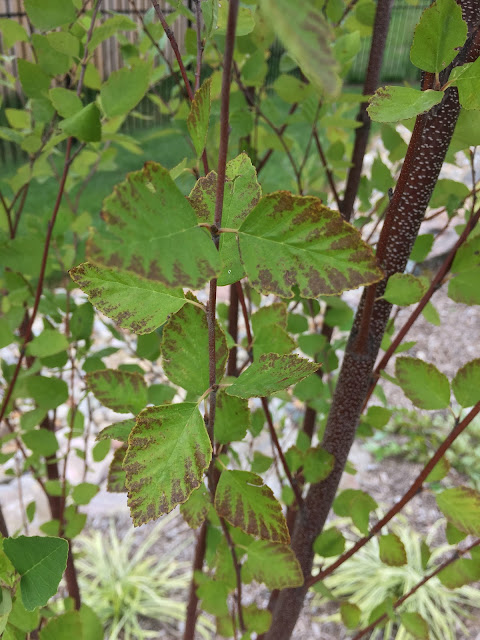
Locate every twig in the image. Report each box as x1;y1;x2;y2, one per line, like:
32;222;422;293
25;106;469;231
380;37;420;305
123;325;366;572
352;538;480;639
306;399;480;588
193;0;203;92
183;522;208;640
256;103;298;174
313;128;342;210
220;517;246;633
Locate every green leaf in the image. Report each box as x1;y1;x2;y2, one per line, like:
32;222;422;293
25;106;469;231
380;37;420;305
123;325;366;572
438;557;480;588
410;234;434;263
0;19;28;49
251;303;287;332
147;383;175;405
18;60;50;99
226;353;319;399
124;403;212;526
188;153;261;285
395;357;450;410
259;0;339;95
215;470;290;543
32;34;71;76
39;612;80;640
180;484;210;528
201;0;218;38
161;297;228;396
92;439;110;462
333;489;378;535
87;162;220;289
88;15;137;51
78;605;103;640
22;429;58;457
107;445;127;493
100;62;150;118
436;486;480;535
379;533;407;566
303;447;334;484
97;418;135;442
59;103;101;143
238;192;382;298
86;369;147;414
17;376;68;410
215;390;250;444
187;78;211;157
72;482;99;505
197;579;229;616
47;32;79;57
410;0;467;72
26;330;68;358
340;602;361;630
25;0;76;30
251;452;273;473
313;527;345;557
70;262;186;335
70;302;94;341
445;521;467;545
243;541;303;589
383;273;426;306
400;611;429;639
4;536;68;611
425;456;450;482
422;301;441;326
452;359;480;407
450;58;480;110
448;236;480;304
368;86;444;123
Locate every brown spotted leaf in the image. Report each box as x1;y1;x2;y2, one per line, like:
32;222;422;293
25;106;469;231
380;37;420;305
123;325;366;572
237;192;383;298
124;403;212;526
86;162;220;289
243;540;303;589
188;153;261;285
187;77;211;158
226;353;319;399
86;370;147;414
107;445;127;492
161;294;228;396
215;470;290;543
70;262;186;335
180;483;210;529
97;418;135;442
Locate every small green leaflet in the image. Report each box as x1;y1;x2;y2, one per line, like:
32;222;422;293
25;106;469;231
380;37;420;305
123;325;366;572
368;86;444;123
333;489;378;535
243;541;303;589
452;359;480;407
215;470;290;543
237;192;382;298
340;602;361;630
395;357;450;410
259;0;339;96
39;611;81;640
450;58;480;111
410;0;467;73
161;296;228;396
3;536;68;611
26;330;68;358
439;557;480;589
86;369;147;415
24;0;76;30
378;533;407;566
400;611;429;640
226;353;319;399
59;104;102;143
87;162;220;289
100;61;151;118
97;418;135;442
188;153;261;285
313;527;345;557
252;303;295;358
215;390;250;444
201;0;219;38
124;403;212;526
436;486;480;536
425;456;450;482
70;262;187;335
187;78;211;158
383;273;426;306
448;235;480;305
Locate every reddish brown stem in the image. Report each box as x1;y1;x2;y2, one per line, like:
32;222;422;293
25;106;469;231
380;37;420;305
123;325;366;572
220;517;246;633
227;285;239;376
183;522;208;640
313;128;342;210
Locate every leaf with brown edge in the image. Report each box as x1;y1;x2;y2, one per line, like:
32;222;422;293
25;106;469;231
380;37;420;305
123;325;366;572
180;483;210;528
107;445;127;493
188;153;261;285
379;533;407;566
243;540;303;589
86;370;147;415
237;192;383;298
215;470;290;544
124;403;211;526
97;418;135;442
69;262;186;335
187;77;211;158
161;294;228;397
86;162;220;289
226;353;319;399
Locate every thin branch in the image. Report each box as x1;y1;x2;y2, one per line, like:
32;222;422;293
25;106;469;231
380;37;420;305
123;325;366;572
220;517;246;633
129;0;177;78
183;521;208;640
313;128;342;211
352;538;480;640
193;0;203;92
151;0;195;101
306;399;480;588
334;0;360;27
256;103;298;174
